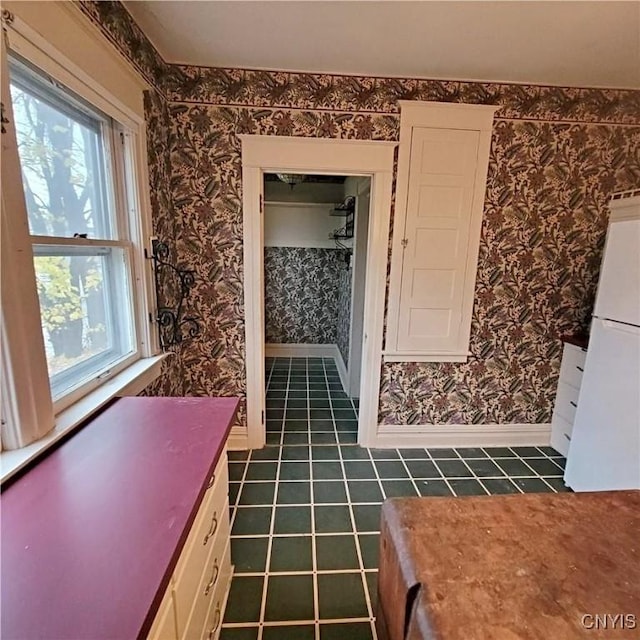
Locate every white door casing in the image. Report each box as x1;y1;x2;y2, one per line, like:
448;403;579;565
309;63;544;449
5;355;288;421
348;181;371;397
240;164;266;450
240;135;396;449
385;101;499;362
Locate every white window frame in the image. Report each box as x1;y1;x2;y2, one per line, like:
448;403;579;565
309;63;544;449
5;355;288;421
384;100;499;362
1;15;160;463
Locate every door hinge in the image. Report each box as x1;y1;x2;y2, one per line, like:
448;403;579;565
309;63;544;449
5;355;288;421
401;238;409;248
1;102;9;134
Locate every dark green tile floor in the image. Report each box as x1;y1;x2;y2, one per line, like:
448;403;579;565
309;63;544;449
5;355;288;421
221;357;569;639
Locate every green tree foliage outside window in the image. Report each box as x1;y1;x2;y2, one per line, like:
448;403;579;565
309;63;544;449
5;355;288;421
11;77;110;374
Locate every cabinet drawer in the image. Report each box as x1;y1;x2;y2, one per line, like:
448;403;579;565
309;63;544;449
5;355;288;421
147;589;177;640
201;537;232;640
554;380;580;424
559;343;587;390
180;503;231;640
550;413;574;457
174;453;229;635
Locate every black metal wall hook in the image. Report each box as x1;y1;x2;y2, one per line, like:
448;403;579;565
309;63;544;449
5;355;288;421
148;239;201;349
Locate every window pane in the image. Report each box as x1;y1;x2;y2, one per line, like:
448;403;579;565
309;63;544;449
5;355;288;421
33;249;133;398
9;63;114;239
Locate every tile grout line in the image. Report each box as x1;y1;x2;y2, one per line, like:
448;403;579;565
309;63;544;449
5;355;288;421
455;454;490;496
538;475;561;492
228;433;253;530
511;449;561;493
310;358;322;640
396;453;424;498
235;473;563;488
495;452;529;494
269;358;286;450
267;357;287;448
273;355;286;447
223;616;374;629
330;358;379;639
429;457;461;497
257;357;291;639
225;358;570;638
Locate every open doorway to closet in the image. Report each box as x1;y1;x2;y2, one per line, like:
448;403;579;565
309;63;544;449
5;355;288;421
263;174;371;399
240;135;396;450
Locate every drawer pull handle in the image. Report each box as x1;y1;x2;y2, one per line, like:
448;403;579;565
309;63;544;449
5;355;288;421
204;560;220;596
570;401;577;408
576;366;584;372
207;607;221;640
203;512;219;545
207;474;216;490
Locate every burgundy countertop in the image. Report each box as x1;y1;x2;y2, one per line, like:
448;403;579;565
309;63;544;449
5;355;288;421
1;396;239;640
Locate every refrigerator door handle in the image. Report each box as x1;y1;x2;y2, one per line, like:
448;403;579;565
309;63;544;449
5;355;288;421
601;319;640;335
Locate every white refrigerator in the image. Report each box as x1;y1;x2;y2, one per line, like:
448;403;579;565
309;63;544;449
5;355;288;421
564;195;640;491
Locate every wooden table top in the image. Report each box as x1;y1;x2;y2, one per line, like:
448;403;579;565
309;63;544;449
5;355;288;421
1;396;239;640
380;491;640;640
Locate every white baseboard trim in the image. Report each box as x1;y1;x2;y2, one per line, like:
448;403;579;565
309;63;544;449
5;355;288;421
333;348;349;395
265;343;337;358
265;343;350;392
227;425;249;450
371;423;552;449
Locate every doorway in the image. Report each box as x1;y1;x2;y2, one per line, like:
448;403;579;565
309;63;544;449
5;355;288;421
263;174;371;399
240;135;396;449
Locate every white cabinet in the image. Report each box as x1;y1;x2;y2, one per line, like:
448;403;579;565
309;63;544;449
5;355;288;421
148;591;178;640
550;343;587;456
385;101;498;362
395;127;479;353
148;450;232;640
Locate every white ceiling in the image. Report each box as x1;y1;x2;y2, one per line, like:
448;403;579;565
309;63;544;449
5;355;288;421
124;1;640;89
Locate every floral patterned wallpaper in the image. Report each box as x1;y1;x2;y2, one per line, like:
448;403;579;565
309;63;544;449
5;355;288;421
78;1;640;428
78;1;170;94
137;89;184;397
264;247;341;345
140;91;248;427
381;122;640;424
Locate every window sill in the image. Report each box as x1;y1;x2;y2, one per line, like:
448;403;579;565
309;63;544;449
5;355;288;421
1;354;167;484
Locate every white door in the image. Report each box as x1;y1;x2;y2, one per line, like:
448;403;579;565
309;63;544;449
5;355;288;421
396;127;480;352
565;317;640;491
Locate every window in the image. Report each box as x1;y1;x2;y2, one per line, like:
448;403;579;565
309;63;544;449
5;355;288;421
9;58;137;406
0;21;156;456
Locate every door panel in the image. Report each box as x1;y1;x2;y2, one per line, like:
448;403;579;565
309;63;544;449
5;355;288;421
417;185;465;219
397;128;479;352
